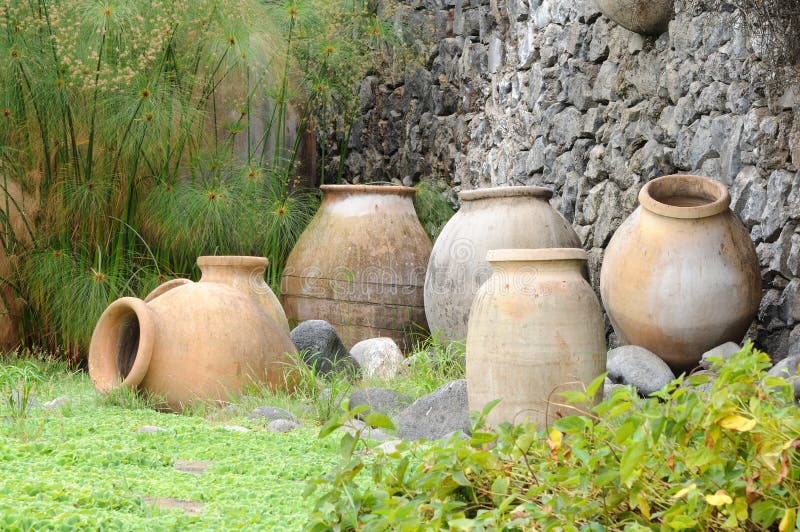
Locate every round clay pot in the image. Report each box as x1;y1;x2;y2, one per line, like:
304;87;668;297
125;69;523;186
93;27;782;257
424;186;580;341
466;248;607;428
281;185;432;349
89;256;296;411
594;0;674;35
600;175;762;373
196;255;290;331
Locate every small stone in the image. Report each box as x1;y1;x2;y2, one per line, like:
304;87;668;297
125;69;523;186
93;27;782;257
247;406;297;423
348;388;412;418
136;425;168;434
397;379;470;440
699;342;742;369
290;320;359;376
173;460;213;474
43;396;71;409
338;419;391;441
767;355;800;399
375;440;404;454
606;346;676;396
9;390;39;411
349;338;405;380
221;425;250;433
205;404;246;421
267;419;303;433
602;376;625;401
683;369;718;394
143;496;204;515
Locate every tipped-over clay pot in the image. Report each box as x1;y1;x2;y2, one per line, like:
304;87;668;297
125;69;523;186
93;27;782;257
281;185;432;349
466;248;606;428
89;256;296;411
424;186;580;342
600;175;762;373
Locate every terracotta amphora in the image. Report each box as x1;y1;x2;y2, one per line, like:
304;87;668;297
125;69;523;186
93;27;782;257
466;249;607;428
89;256;296;411
600;175;762;373
425;186;580;342
281;185;432;349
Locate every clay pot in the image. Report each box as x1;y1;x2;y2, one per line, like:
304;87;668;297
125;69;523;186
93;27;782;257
281;185;432;349
466;249;607;428
89;256;296;410
424;186;580;341
600;175;762;373
594;0;674;35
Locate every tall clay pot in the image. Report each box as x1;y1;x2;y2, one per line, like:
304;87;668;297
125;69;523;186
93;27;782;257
466;249;607;428
600;175;762;373
89;256;296;411
425;186;580;342
281;185;432;349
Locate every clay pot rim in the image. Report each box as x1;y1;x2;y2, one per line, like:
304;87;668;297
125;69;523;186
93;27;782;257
487;248;587;262
144;278;192;303
88;296;154;392
320;184;415;196
639;175;731;219
197;255;269;268
460;186;554;202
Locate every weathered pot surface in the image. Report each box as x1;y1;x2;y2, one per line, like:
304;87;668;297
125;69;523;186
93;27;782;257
89;256;296;411
281;184;432;349
594;0;674;35
600;175;762;373
466;248;607;428
425;186;580;342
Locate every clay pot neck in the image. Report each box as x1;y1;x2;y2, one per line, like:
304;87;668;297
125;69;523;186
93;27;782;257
197;256;268;287
459;186;553;211
321;184;416;198
639;175;730;219
89;297;154;391
487;248;587;274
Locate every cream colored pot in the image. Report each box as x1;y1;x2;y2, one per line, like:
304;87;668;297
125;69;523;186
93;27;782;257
466;248;606;428
600;175;762;373
425;186;580;342
594;0;674;35
281;185;432;349
89;256;296;411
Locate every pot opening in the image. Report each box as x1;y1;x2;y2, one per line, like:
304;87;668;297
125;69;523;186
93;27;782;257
640;175;730;219
116;311;140;380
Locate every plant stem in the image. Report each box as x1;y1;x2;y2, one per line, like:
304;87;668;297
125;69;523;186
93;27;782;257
84;23;108;183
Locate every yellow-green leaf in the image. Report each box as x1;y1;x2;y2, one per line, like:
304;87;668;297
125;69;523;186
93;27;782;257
719;415;757;432
636;492;651;520
672;483;697;499
705;490;733;507
779;508;796;532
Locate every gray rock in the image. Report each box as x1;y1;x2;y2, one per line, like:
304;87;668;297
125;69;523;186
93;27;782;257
607;346;676;396
683;369;718;394
349;338;405;380
699;342;742;369
348;388;412;418
397;379;470;440
267;419;303;433
221;425;250;433
43;396;72;409
337;418;392;440
602;376;625;401
290;320;358;376
9;390;39;411
375;439;404;454
767;355;800;399
247;406;297;423
137;426;168;434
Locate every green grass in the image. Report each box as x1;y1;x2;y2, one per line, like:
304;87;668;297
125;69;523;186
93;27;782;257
0;337;466;530
0;357;341;530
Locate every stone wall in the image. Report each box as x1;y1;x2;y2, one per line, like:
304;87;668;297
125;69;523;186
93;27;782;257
334;0;800;359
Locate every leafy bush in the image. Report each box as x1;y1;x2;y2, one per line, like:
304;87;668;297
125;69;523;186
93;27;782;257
413;178;456;241
0;0;403;354
306;343;800;530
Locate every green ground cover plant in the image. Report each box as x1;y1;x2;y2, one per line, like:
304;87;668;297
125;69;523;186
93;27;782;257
307;344;800;531
0;336;463;529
